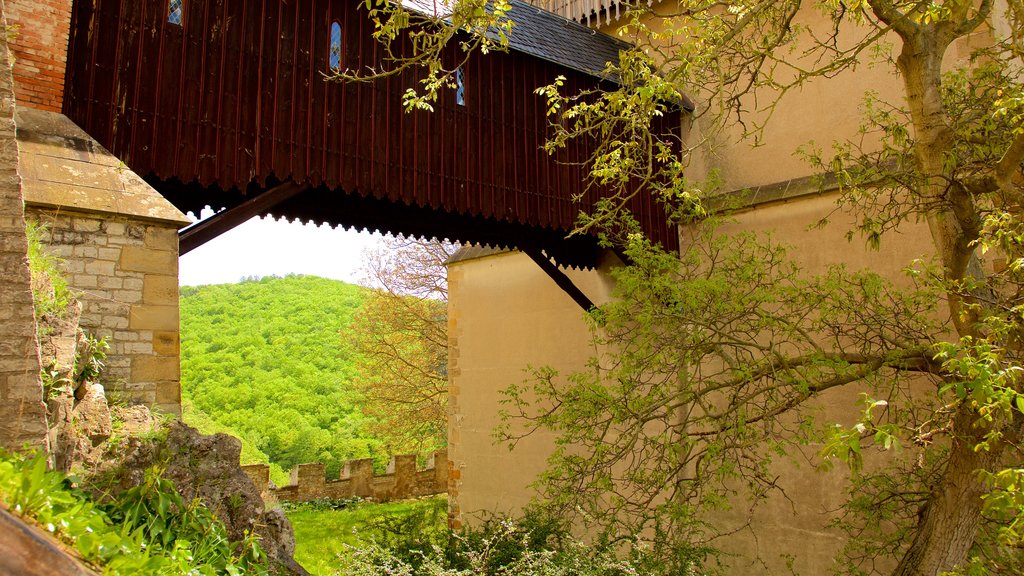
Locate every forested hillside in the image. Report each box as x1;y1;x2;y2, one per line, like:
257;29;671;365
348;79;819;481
180;275;384;482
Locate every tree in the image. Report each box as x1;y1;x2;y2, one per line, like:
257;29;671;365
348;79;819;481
349;237;458;456
351;1;1024;574
507;2;1024;575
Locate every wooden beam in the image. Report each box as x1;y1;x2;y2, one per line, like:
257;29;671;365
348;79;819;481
523;247;596;313
1;507;96;576
178;181;308;255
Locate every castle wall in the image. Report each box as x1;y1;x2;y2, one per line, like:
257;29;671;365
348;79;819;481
446;197;937;573
23;208;184;414
0;0;190;425
596;4;988;198
0;0;46;451
243;450;449;504
446;249;618;526
17;108;189;415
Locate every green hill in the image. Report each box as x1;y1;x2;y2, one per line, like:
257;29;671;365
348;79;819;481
180;275;383;482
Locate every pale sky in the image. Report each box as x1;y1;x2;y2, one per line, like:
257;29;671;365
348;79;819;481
178;214;388;286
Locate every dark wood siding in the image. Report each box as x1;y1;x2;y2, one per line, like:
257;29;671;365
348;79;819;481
65;0;679;262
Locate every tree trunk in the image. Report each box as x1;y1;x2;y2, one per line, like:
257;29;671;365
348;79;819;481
888;23;995;576
890;408;1002;576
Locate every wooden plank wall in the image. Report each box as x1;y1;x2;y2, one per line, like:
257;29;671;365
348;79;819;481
64;0;678;253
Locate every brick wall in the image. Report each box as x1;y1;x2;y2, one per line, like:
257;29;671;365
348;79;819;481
24;209;183;414
0;0;47;451
5;0;72;112
243;450;449;504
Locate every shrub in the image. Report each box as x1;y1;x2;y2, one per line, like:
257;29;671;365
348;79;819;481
339;507;665;576
0;450;269;575
25;221;73;320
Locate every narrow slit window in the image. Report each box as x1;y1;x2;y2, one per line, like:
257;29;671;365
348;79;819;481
168;0;183;25
329;22;343;70
455;67;465;107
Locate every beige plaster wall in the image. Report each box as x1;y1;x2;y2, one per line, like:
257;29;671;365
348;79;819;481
447;250;618;526
447;196;938;573
597;3;993;195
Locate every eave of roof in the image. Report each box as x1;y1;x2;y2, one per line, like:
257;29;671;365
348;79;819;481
502;0;630;79
402;0;630;79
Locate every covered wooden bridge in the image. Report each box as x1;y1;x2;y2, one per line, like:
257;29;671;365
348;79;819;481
63;0;680;273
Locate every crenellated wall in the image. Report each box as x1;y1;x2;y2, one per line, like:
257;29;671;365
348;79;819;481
243;450;448;504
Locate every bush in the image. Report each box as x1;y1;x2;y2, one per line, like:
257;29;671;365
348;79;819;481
339;507;665;576
0;450;269;575
25;221;73;320
280;496;364;512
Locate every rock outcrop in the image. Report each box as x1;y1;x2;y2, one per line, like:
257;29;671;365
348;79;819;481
91;420;308;575
34;298;307;574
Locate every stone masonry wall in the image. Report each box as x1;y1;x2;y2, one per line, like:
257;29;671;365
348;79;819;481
24;208;183;414
446;264;466;528
243;450;449;504
5;0;72;112
0;0;46;451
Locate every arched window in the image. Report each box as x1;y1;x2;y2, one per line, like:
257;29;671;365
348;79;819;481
168;0;184;25
329;22;343;70
455;67;465;107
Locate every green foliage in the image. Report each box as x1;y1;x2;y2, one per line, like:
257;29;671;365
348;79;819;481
280;495;364;512
180;275;387;478
0;450;268;575
286;496;446;576
75;333;109;385
337;506;658;576
104;467;267;574
25;220;73;320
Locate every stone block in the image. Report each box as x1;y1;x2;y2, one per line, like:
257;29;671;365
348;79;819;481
71;245;97;259
152;331;179;355
61;259;83;274
122;382;157;405
92;300;129;316
72;274;97;288
83;259;114;276
97;276;123;289
97;247;120;261
123;342;153;355
343;459;375;497
0;356;38;373
242;465;271;494
129;304;178;331
154;403;182;417
155;381;180;405
143;274;178;305
144;226;179;250
119;246;176;275
130;356;179;382
72;218;102;232
112;289;142;304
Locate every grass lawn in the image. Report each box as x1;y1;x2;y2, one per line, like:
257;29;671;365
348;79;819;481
285;495;448;576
